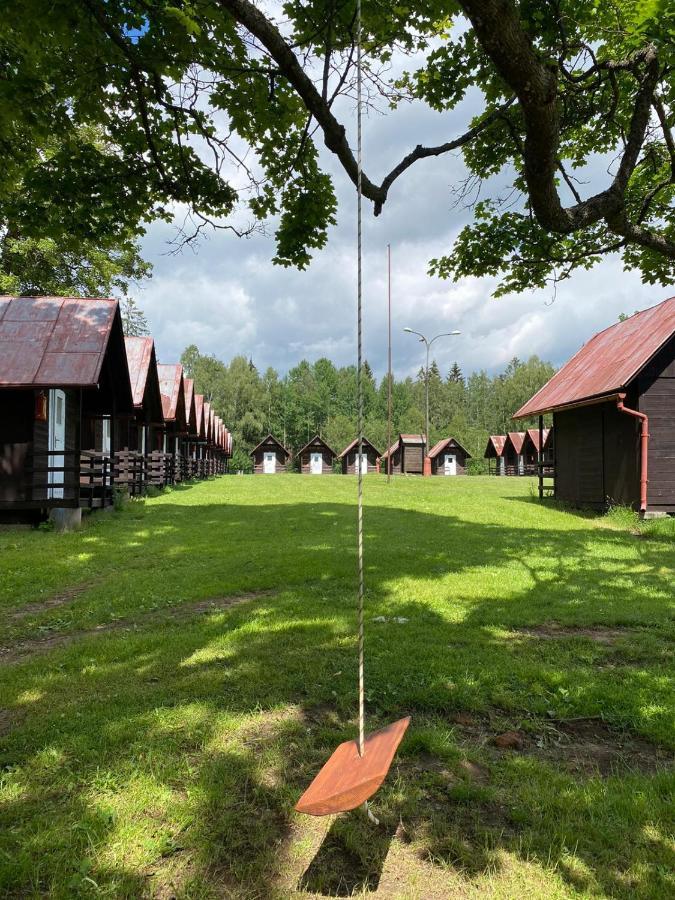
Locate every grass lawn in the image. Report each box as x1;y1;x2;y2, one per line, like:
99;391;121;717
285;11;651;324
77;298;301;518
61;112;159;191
0;475;673;899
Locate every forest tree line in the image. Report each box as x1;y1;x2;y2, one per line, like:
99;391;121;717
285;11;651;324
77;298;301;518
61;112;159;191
180;345;555;473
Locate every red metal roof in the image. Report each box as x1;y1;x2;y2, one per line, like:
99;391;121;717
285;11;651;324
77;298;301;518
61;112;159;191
298;435;337;457
124;336;155;408
506;431;526;454
194;394;205;438
0;296;120;387
337;437;382;459
183;378;196;432
400;433;425;444
484;435;506;457
157;363;183;422
427;437;471;459
203;402;212;440
250;434;289;456
514;296;675;418
525;427;551;452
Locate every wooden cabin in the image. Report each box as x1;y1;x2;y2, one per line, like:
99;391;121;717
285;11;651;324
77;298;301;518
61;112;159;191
251;434;291;475
484;435;507;475
514;296;675;513
298;435;336;474
502;432;526;475
428;437;471;475
0;296;133;522
338;437;381;474
123;336;163;455
522;427;553;476
182;378;198;477
157;363;187;483
380;434;426;475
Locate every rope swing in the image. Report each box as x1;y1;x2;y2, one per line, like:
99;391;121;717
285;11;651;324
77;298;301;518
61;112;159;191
294;0;410;820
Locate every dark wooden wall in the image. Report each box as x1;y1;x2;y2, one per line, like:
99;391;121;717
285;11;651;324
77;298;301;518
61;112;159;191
402;444;424;474
0;390;33;501
430;446;469;475
554;401;640;509
252;446;288;473
638;333;675;511
341;448;379;474
300;449;334;474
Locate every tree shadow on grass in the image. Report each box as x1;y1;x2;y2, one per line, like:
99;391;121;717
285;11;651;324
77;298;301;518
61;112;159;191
0;499;673;897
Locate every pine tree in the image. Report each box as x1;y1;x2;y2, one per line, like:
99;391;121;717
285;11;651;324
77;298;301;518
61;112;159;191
448;361;463;384
121;297;150;336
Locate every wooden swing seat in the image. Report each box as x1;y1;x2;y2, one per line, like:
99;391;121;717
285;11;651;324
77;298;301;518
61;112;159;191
295;716;410;816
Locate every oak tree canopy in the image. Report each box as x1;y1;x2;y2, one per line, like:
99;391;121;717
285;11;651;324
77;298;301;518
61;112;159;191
2;1;674;293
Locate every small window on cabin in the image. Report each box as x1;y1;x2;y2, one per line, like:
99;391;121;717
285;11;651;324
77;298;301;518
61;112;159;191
56;395;64;425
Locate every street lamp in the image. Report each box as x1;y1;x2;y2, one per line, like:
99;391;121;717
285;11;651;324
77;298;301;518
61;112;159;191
403;327;461;459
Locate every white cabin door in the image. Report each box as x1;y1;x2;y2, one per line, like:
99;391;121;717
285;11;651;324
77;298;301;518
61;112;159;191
48;389;66;499
102;417;111;455
310;452;323;474
444;453;457;476
518;454;524;475
498;457;505;476
263;451;276;474
355;452;368;474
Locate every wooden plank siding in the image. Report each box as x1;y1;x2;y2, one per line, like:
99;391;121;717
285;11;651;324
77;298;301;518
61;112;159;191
639;333;675;511
341;448;379;474
554;402;640;509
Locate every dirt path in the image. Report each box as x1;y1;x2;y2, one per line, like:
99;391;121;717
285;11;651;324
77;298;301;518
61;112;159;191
0;590;271;666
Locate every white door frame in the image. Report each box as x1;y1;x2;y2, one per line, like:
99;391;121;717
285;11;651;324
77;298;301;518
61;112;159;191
310;452;323;474
263;451;276;474
355;452;369;475
444;453;457;476
48;389;66;499
102;417;111;456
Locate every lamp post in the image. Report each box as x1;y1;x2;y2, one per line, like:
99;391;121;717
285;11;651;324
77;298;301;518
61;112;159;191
403;327;461;459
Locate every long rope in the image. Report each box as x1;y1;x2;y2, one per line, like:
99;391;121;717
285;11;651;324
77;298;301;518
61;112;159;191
356;0;365;760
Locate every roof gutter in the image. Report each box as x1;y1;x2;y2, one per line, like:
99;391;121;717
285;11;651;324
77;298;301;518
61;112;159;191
513;392;624;420
616;393;649;513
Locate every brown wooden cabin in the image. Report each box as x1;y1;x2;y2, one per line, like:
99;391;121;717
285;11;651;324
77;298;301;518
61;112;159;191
428;437;471;475
251;434;289;474
514;296;675;513
502;432;526;475
522;427;553;475
380;434;426;475
157;363;187;483
123;336;164;454
194;393;207;474
338;437;381;474
298;435;336;474
484;435;507;475
0;296;134;522
181;377;198;477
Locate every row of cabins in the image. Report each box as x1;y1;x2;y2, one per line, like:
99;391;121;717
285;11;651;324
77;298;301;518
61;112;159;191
484;429;554;476
250;433;472;475
0;296;232;524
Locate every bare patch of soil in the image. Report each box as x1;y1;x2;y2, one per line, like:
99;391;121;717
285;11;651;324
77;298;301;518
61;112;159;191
8;582;95;620
517;623;635;644
531;716;673;777
450;710;673;778
0;590;272;666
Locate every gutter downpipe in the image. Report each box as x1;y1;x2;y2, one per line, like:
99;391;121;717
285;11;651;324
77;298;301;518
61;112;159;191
616;393;649;514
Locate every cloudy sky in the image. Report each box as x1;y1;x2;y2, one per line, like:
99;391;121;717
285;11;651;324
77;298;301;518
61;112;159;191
137;49;663;381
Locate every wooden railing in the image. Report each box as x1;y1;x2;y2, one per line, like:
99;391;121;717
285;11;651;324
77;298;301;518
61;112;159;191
1;446;225;511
